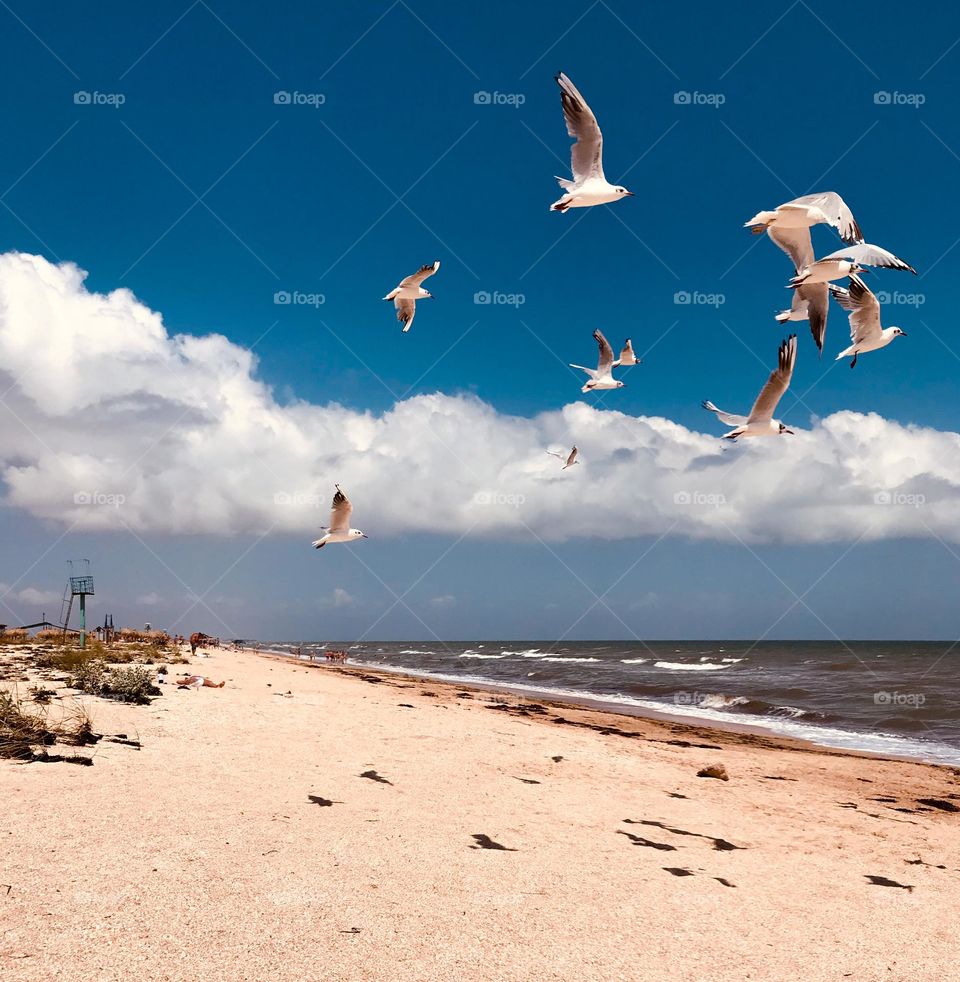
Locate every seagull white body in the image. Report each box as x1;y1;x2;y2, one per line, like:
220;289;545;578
830;274;907;368
788;242;916;288
550;72;633;212
547;446;580;469
312;485;368;549
570;329;627;393
702;335;798;439
766;224;829;353
383;260;440;332
744;192;862;243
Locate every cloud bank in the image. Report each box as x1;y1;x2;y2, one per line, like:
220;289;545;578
1;251;959;544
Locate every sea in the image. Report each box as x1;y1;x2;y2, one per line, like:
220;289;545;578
256;639;960;766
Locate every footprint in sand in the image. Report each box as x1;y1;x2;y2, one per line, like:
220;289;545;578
470;834;516;851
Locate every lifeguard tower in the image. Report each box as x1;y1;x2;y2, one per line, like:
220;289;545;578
60;560;95;649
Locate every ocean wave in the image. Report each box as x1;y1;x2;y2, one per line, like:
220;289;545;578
501;648;540;656
540;656;600;663
459;653;507;660
697;693;825;722
699;694;750;710
620;658;648;664
400;649;436;655
721;658;743;664
655;661;728;671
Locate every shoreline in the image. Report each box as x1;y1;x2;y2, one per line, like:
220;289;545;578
255;647;960;769
5;642;960;980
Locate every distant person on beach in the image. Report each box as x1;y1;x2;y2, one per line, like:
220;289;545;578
174;674;225;689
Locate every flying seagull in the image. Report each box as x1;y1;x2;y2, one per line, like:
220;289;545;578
383;261;440;333
744;192;862;244
312;485;368;549
547;446;580;469
788;243;916;288
829;274;907;368
702;335;798;439
550;72;633;213
571;330;626;393
615;338;639;366
766;225;830;354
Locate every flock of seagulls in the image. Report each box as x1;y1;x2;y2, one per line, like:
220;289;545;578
324;71;919;549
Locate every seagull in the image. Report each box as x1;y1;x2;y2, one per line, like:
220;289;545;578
788;243;916;287
312;485;368;549
382;261;440;333
702;335;798;439
571;330;626;393
829;274;907;368
547;446;580;469
744;192;862;244
766;225;830;354
550;72;633;213
615;338;639;366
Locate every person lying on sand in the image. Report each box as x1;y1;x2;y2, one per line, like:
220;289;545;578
173;675;225;689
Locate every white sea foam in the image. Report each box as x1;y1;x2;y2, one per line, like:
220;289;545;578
620;658;648;664
655;661;727;671
459;653;507;660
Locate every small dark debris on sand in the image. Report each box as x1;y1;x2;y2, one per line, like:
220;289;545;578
714;877;736;888
551;755;564;763
360;769;393;785
663;867;695;877
308;795;338;807
916;798;960;813
516;777;541;785
617;830;677;851
470;833;516;851
697;764;729;781
865;874;914;892
762;775;797;782
398;704;414;709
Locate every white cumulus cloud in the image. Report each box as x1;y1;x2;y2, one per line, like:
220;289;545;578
1;250;959;544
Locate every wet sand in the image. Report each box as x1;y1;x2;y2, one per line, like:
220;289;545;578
3;644;960;981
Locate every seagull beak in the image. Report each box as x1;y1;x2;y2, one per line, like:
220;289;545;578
361;533;369;538
783;428;795;435
624;191;635;196
899;330;908;337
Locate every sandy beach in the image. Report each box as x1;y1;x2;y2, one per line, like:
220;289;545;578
3;643;960;981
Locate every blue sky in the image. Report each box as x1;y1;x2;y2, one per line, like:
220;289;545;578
1;0;960;641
